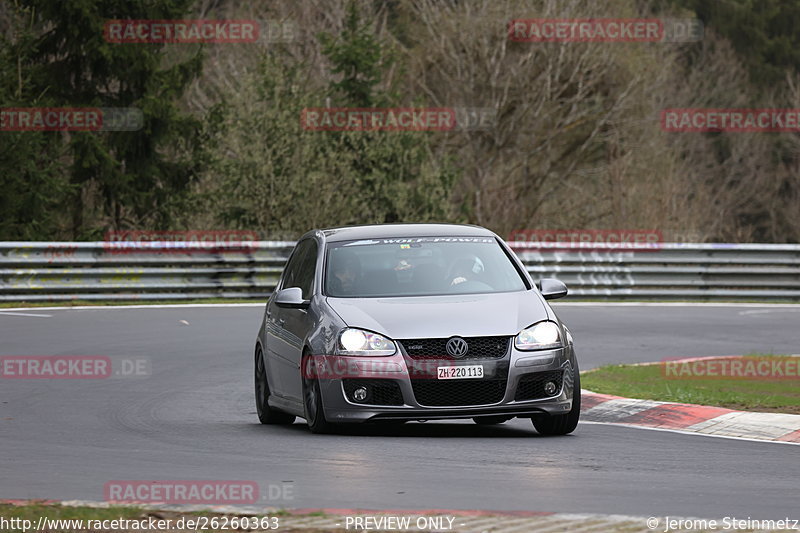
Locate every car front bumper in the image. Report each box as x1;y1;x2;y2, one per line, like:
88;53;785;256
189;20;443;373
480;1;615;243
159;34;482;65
314;345;577;423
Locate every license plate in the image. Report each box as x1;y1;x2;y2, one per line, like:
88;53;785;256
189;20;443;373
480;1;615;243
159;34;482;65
437;365;484;380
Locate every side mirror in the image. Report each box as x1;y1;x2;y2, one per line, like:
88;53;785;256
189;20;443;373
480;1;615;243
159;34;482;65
275;287;310;309
538;278;568;300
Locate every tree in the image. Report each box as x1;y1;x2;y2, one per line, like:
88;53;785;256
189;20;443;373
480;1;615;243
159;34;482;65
319;0;394;107
1;0;204;239
0;1;69;239
197;0;459;236
667;0;800;87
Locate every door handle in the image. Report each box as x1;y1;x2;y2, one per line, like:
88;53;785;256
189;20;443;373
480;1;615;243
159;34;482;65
278;318;286;326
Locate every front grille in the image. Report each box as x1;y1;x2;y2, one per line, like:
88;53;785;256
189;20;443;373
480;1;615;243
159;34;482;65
410;378;507;406
409;361;509;407
399;336;510;360
343;379;404;406
514;370;563;401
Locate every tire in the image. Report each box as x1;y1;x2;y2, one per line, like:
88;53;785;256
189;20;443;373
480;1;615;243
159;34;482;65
473;416;511;425
532;364;581;436
302;357;338;434
255;346;296;425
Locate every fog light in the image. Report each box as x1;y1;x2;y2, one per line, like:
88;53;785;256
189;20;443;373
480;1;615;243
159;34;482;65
544;381;557;395
353;387;368;402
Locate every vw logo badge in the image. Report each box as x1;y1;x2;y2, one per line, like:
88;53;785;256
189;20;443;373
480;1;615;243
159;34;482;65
446;337;469;358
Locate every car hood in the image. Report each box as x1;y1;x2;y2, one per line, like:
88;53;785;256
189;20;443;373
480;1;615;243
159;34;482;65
325;290;549;339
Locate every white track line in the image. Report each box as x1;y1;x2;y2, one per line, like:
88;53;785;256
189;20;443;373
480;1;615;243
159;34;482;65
0;303;264;312
580;420;800;446
0;311;53;317
553;302;800;307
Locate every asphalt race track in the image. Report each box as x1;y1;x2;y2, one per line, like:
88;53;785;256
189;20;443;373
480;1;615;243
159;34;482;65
0;303;798;518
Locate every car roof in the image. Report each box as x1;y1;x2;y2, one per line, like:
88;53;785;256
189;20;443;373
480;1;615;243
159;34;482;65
318;223;496;243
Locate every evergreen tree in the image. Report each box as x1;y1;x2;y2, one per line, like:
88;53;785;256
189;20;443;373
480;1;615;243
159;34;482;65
0;1;68;239
0;0;204;239
317;0;456;224
666;0;800;86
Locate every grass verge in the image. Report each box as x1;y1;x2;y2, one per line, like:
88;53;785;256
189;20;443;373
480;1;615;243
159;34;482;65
581;355;800;414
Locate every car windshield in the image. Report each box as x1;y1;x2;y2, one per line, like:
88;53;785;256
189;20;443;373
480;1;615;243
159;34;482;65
324;236;527;297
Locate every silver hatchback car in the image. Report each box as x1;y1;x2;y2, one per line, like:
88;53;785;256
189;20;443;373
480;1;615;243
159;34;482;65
255;224;580;435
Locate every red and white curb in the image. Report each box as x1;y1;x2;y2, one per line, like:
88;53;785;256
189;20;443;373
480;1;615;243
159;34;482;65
581;391;800;443
580;354;800;443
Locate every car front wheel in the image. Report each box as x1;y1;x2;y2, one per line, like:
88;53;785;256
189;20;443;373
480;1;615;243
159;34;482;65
302;356;338;434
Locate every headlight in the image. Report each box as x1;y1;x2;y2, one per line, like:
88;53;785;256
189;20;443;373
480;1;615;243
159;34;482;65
338;328;396;356
515;321;562;351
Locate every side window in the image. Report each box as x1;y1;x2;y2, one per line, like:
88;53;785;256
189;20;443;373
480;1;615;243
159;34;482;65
280;239;317;299
295;240;318;299
280;241;309;291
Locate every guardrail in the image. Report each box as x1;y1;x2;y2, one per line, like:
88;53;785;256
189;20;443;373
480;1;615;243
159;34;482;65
1;241;799;302
513;242;800;301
